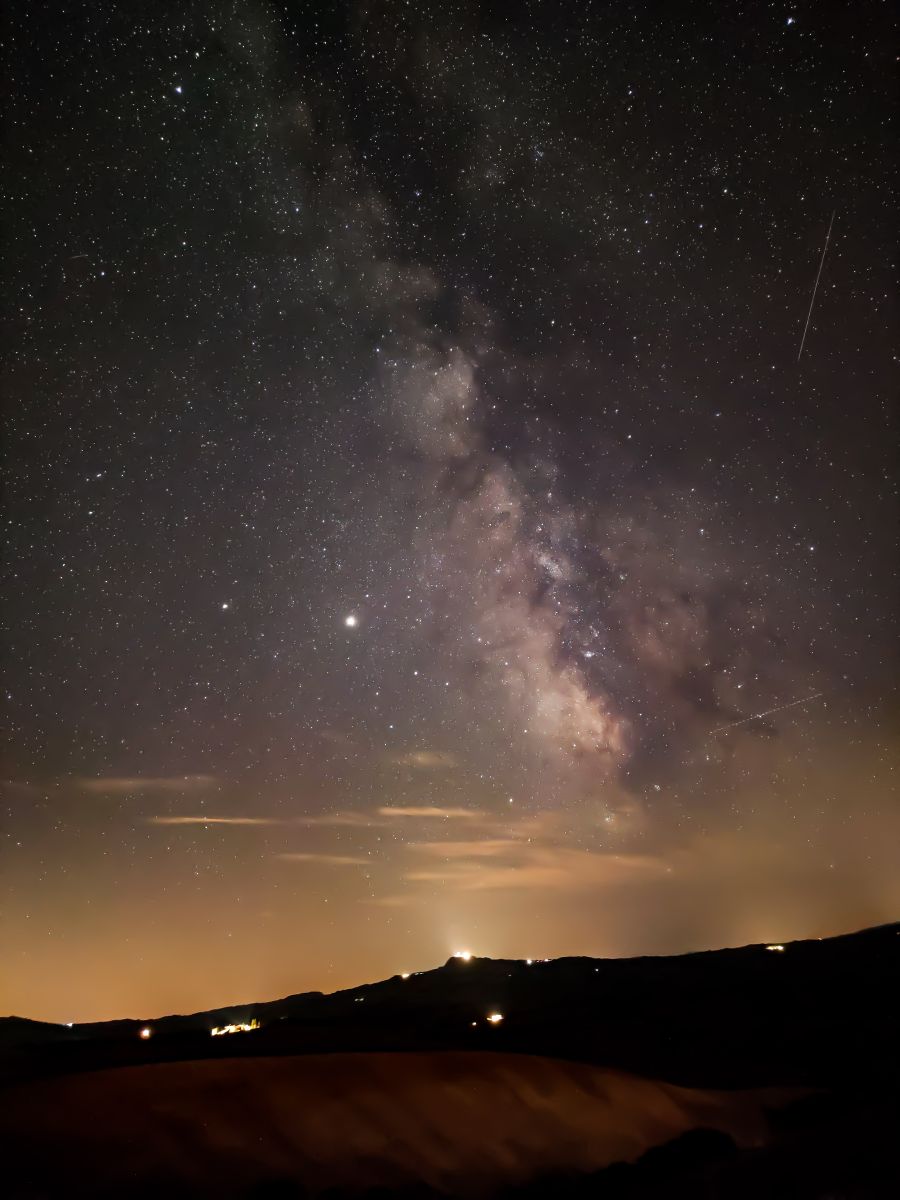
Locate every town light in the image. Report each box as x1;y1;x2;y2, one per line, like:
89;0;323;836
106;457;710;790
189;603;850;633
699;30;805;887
210;1019;260;1036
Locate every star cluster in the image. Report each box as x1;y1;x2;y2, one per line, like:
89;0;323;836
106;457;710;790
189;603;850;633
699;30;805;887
2;1;897;1022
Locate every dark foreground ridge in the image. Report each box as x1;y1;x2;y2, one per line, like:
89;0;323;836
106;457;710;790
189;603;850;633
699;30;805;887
2;923;898;1198
3;922;898;1089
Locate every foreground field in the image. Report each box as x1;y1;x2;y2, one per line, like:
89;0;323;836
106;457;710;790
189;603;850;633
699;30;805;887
2;1050;797;1197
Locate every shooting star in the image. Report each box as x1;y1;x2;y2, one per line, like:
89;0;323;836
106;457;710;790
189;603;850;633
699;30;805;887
797;210;836;362
710;692;826;736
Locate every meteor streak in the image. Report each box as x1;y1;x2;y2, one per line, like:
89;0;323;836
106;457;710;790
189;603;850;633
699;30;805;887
710;692;826;735
797;210;836;362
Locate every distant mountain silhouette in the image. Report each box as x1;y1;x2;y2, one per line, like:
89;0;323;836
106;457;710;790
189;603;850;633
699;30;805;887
3;922;898;1091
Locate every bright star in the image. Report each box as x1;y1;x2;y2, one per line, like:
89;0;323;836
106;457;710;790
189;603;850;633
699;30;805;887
344;614;358;627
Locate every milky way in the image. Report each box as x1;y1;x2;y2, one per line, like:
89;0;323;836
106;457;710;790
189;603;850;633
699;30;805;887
2;1;897;1021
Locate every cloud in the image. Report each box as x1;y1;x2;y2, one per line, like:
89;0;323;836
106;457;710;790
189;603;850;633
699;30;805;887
368;894;416;908
410;838;520;858
298;811;385;828
1;779;47;796
147;815;279;826
378;806;485;820
405;842;667;892
395;807;669;893
276;852;370;866
78;775;219;795
389;750;459;770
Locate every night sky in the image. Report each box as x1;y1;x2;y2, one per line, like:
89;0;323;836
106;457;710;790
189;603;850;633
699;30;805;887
3;2;897;1024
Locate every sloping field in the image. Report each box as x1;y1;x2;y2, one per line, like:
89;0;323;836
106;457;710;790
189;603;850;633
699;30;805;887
2;1050;797;1196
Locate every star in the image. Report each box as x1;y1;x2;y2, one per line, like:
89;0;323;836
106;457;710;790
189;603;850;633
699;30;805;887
4;0;893;1030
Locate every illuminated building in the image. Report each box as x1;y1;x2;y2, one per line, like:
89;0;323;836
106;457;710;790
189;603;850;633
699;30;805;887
210;1018;260;1036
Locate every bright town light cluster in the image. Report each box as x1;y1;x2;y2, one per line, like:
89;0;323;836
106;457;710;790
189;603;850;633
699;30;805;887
210;1018;260;1036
